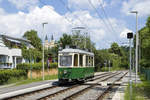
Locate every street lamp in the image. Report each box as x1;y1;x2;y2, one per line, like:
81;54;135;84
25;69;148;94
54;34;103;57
42;22;48;81
130;11;138;84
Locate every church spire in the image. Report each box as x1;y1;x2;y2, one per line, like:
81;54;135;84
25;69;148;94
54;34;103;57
51;34;54;41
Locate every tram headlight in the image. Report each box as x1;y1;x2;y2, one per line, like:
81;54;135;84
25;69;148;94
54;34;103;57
64;70;67;74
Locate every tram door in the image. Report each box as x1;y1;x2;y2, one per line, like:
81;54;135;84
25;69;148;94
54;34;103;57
74;54;78;67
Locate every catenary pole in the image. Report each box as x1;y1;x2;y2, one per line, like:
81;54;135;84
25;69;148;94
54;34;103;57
130;11;138;84
42;22;48;81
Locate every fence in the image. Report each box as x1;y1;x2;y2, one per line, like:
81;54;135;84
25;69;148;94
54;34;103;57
140;67;150;80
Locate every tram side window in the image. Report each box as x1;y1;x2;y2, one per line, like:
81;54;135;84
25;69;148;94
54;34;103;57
74;54;78;66
89;56;91;66
79;55;83;66
91;57;93;67
86;56;88;67
60;56;72;66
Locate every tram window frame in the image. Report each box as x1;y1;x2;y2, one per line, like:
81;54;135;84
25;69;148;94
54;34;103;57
59;55;72;67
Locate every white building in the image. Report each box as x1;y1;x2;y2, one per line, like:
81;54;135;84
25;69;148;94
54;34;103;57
0;34;30;69
44;34;57;50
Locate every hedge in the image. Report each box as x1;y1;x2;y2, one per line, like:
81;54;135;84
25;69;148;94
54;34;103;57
0;69;27;85
17;62;58;70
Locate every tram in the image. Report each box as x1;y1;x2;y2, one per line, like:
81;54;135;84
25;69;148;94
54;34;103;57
58;47;95;83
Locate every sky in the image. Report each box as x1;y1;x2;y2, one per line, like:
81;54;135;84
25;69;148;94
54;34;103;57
0;0;149;49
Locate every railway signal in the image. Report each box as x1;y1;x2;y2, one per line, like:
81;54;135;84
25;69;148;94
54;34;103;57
127;32;133;100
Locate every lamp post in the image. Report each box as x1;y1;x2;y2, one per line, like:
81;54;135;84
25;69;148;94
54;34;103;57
130;11;138;84
127;32;133;100
42;22;48;81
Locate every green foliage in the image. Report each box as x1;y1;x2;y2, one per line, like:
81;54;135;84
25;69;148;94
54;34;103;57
22;30;43;62
17;62;58;70
2;37;20;49
140;59;150;68
137;16;150;68
22;48;42;62
109;42;123;56
15;74;58;86
23;30;42;51
101;66;126;72
124;74;150;100
59;34;73;49
0;69;27;85
45;46;58;62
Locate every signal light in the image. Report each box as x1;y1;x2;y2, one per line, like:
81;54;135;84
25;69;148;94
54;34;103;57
127;32;133;39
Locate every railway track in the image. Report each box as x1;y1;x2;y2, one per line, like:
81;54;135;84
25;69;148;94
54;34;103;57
37;72;123;100
2;71;127;100
1;72;113;100
62;72;123;100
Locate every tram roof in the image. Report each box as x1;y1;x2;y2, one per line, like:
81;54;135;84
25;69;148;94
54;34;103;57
59;48;94;56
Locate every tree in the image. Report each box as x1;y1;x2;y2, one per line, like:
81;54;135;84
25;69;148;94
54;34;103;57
137;17;150;68
23;30;42;51
22;30;43;63
59;34;73;49
109;42;123;56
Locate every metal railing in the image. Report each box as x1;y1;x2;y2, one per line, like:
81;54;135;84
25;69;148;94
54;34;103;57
140;67;150;80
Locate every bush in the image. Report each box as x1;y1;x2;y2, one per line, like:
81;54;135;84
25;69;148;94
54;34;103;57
17;62;58;70
0;69;27;85
140;59;150;68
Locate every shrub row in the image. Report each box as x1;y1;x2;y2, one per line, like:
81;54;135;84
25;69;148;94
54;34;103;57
17;62;58;70
0;69;27;85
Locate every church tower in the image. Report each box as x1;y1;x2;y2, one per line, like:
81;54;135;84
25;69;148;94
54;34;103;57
49;34;55;48
44;35;49;49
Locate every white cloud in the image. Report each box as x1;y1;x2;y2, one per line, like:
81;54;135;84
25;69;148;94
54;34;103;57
8;0;39;10
120;28;133;38
121;0;150;17
110;0;121;6
68;0;106;10
65;10;128;49
0;6;72;40
0;4;128;49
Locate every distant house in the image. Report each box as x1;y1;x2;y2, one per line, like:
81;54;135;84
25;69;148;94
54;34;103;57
0;34;31;69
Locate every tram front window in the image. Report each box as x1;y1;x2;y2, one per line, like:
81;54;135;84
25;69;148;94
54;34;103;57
60;56;72;66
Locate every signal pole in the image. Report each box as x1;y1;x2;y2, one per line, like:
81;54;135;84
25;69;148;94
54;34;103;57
109;60;110;72
127;32;133;100
42;22;48;81
130;11;138;84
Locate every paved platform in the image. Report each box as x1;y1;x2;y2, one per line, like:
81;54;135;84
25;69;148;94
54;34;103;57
0;79;57;95
112;71;141;100
0;72;105;95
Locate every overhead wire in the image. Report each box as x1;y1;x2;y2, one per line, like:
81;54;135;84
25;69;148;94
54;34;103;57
58;0;90;28
98;0;117;34
39;0;76;27
87;0;114;35
98;0;123;44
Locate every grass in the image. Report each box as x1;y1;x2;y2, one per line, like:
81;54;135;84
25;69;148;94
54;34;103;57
100;66;126;72
1;74;58;87
124;74;150;100
15;74;58;86
3;77;27;85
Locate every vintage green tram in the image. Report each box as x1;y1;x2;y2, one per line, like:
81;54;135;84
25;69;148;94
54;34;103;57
58;48;95;83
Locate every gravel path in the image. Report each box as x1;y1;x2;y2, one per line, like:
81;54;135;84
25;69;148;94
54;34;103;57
74;85;108;100
49;85;90;100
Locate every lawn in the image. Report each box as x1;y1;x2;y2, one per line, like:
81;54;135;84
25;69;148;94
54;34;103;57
124;74;150;100
15;74;58;86
2;74;58;86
